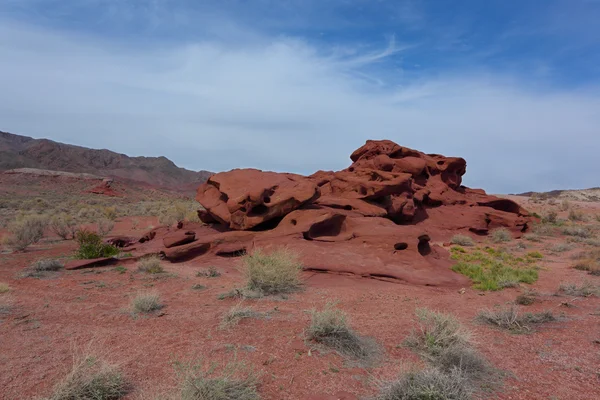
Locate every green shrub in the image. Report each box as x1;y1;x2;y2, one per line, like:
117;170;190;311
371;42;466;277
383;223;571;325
46;355;127;400
450;235;475;247
306;302;377;361
3;214;48;251
75;230;119;259
490;228;512;243
242;248;302;295
137;256;164;274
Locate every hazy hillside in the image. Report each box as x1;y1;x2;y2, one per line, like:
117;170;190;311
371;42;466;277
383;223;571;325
0;131;212;189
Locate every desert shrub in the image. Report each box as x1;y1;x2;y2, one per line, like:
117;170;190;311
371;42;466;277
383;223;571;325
306;302;377;361
477;306;555;333
490;228;512;243
376;368;471;400
559;200;570;211
558;281;599;297
137;256;164;274
0;282;10;294
532;223;556;237
523;233;541;242
573;259;600;275
103;206;118;221
526;251;543;259
158;201;200;226
561;226;592;238
568;209;586;222
404;308;471;357
50;213;78;240
450;235;475;247
542;210;558;224
33;258;64;271
75;230;119;259
550;243;573;253
197;266;221;278
3;214;48;251
220;303;260;328
451;247;539;291
97;219;115;237
242;248;302;295
175;362;260;400
131;291;163;313
191;284;206;291
45;355;127;400
77;207;102;222
515;292;536;305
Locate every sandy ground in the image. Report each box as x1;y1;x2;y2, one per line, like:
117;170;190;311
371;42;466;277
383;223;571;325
1;197;599;400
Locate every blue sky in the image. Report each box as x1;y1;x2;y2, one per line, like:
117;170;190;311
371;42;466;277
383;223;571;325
1;0;599;193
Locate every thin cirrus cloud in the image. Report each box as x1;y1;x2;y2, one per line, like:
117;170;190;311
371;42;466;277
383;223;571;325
0;1;599;194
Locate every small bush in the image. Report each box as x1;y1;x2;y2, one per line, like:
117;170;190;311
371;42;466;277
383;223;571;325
568;209;586;222
137;256;164;274
404;308;470;357
561;226;592;238
542;211;558;224
0;282;10;294
220;303;260;328
242;248;302;295
559;281;598;297
175;362;260;400
559;200;570;211
573;259;600;275
550;243;573;253
3;214;48;251
307;302;376;361
97;219;115;237
33;258;64;272
477;306;555;333
131;291;163;313
376;368;471;400
46;355;127;400
532;223;556;237
191;284;206;290
526;251;543;259
113;266;127;274
490;228;512;243
450;235;475;247
515;293;536;305
75;230;119;259
50;214;77;240
197;266;221;278
523;233;541;242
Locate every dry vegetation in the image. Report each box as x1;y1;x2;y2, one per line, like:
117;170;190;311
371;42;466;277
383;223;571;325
241;248;302;295
137;256;164;274
477;306;556;333
131;291;163;314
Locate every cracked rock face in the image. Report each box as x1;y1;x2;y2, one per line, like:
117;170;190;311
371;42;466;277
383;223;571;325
133;140;532;287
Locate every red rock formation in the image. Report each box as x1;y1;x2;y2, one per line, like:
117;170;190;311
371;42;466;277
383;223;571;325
129;140;532;287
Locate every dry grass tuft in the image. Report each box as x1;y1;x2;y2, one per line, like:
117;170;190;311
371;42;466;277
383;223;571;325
242;248;302;295
307;302;378;362
220;303;260;329
404;308;471;356
45;354;127;400
137;256;164;274
131;291;163;313
21;258;64;278
174;361;260;400
376;368;471;400
490;228;512;243
477;306;555;333
451;235;475;247
0;282;10;294
558;281;599;297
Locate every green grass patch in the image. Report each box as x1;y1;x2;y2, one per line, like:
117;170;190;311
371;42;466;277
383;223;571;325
451;247;539;291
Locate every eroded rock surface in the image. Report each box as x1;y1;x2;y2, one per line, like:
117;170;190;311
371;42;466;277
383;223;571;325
128;140;532;287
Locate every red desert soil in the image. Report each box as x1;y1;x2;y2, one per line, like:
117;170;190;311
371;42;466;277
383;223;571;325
1;143;600;399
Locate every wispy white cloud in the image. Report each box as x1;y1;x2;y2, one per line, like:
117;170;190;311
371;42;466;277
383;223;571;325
0;18;599;193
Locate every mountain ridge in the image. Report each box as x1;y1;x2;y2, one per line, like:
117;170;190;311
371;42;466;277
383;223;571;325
0;130;212;190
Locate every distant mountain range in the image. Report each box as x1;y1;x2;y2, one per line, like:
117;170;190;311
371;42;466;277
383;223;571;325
0;130;212;190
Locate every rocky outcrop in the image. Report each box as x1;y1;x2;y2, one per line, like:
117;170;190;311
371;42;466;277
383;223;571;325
129;140;532;287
